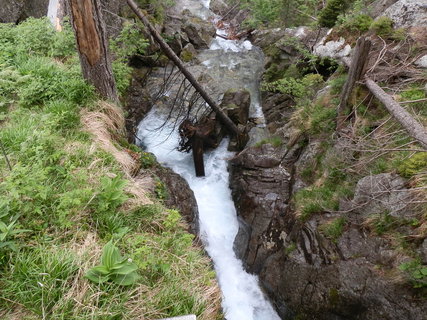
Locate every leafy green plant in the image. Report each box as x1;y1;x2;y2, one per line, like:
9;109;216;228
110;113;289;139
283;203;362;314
0;217;30;252
85;241;139;286
96;176;128;213
398;153;427;178
370;16;404;40
399;259;427;288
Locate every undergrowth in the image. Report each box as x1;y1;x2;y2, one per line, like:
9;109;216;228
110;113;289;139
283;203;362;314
0;18;220;319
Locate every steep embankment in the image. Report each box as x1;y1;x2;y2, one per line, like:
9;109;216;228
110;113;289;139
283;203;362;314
0;15;221;320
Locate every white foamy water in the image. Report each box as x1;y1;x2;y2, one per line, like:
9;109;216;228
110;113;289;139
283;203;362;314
47;0;59;25
137;112;280;320
137;0;279;318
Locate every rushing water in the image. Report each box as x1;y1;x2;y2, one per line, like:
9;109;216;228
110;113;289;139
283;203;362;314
137;1;280;319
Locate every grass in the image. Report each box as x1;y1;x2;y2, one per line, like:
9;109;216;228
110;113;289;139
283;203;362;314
0;18;220;319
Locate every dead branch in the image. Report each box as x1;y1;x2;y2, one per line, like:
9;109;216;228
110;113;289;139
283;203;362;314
126;0;241;139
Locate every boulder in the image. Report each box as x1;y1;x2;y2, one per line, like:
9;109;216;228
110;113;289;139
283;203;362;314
314;35;352;59
352;173;414;218
415;55;427;68
182;15;216;49
368;0;399;18
220;89;251;125
383;0;427;28
153;166;199;234
0;0;49;23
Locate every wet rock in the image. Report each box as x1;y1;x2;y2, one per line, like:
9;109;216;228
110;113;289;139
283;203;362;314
153;166;199;234
180;43;198;63
209;0;228;15
230;144;292;272
182;14;216;49
352;173;414;218
383;0;427;28
220;89;251;125
124;69;154;143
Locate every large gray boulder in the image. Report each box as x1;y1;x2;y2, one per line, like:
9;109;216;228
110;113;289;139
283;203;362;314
383;0;427;28
352;173;414;218
0;0;49;23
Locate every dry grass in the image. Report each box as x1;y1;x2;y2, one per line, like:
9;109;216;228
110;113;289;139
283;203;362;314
81;101;138;177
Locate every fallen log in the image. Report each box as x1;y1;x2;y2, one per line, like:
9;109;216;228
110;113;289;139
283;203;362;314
337;37;427;150
126;0;240;139
364;78;427;149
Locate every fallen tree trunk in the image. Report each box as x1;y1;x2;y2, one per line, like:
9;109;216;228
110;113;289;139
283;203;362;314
126;0;240;139
337;37;427;150
365;78;427;149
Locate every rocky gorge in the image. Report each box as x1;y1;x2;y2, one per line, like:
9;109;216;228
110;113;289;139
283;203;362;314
124;0;427;318
3;0;426;319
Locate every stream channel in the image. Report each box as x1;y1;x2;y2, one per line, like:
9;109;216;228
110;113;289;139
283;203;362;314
137;1;280;319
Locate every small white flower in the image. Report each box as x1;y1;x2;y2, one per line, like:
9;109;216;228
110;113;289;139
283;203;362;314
37;282;44;287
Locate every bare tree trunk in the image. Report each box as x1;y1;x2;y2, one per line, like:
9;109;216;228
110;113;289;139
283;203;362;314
337;37;371;130
126;0;241;139
67;0;118;102
365;78;427;149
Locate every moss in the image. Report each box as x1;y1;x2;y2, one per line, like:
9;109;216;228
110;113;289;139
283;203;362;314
329;288;340;305
180;49;194;63
255;136;283;148
398;153;427;178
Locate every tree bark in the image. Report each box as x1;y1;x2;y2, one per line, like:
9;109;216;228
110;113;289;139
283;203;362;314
126;0;241;139
67;0;118;102
337;37;371;130
365;78;427;149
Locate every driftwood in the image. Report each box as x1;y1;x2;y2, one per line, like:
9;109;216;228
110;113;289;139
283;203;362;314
179;118;218;176
126;0;240;139
337;37;371;130
338;37;427;150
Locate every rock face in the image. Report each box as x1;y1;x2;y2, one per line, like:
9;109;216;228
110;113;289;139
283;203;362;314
230;141;427;319
230;144;294;272
383;0;427;28
182;14;216;49
352;173;414;218
0;0;49;23
153;166;199;234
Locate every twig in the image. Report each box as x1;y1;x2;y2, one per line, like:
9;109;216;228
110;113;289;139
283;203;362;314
399;98;427;104
0;138;12;171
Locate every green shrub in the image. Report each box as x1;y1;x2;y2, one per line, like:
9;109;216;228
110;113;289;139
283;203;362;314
85;241;139;286
340;14;373;32
318;0;349;28
398;153;427;178
370;16;394;38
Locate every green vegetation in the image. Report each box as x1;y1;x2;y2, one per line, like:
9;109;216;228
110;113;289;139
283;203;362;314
255;136;283;148
318;0;350;28
319;217;347;242
85;241;139;285
399;259;427;289
0;18;219;319
241;0;321;28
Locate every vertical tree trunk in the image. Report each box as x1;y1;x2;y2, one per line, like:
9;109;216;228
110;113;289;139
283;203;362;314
337;37;371;130
67;0;118;102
